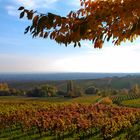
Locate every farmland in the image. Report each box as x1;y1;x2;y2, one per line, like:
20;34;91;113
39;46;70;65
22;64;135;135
0;95;100;104
122;98;140;108
0;96;140;140
1;76;140;140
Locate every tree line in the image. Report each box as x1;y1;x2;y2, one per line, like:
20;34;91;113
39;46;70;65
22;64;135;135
0;82;140;97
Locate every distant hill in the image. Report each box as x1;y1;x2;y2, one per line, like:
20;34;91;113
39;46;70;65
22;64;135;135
74;75;140;90
1;74;140;91
0;73;139;82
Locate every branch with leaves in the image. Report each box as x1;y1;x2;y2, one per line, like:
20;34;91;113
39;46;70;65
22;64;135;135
19;0;140;48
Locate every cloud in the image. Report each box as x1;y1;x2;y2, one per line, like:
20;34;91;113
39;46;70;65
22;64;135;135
68;0;81;8
0;54;58;73
5;0;82;16
54;44;140;73
14;0;81;9
1;44;140;73
5;0;59;16
13;0;59;9
5;5;18;16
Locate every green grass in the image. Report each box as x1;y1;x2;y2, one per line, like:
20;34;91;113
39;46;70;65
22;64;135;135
0;128;102;140
0;95;100;104
122;98;140;107
1;120;140;140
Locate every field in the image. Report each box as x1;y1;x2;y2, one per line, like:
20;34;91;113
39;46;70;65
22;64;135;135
122;98;140;108
0;96;140;140
110;94;140;104
0;95;100;104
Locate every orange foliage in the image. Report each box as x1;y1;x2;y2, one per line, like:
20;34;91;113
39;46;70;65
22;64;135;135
0;83;9;91
101;97;113;105
19;0;140;48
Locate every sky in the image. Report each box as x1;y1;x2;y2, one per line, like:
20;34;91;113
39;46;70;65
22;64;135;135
0;0;140;73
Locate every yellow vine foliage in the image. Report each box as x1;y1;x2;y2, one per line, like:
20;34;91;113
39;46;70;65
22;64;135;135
19;0;140;48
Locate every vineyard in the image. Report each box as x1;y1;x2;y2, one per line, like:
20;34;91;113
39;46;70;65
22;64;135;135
0;99;140;140
110;94;140;105
122;98;140;108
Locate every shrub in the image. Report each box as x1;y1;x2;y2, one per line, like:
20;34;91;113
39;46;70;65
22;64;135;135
101;97;113;105
85;86;99;95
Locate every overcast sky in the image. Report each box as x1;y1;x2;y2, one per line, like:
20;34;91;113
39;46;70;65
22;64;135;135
0;0;140;73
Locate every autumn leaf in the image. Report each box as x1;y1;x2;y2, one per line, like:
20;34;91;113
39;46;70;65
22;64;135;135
20;11;25;18
19;0;140;48
18;6;24;10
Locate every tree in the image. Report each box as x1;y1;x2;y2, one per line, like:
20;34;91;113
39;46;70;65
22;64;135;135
67;80;75;97
67;80;74;93
0;83;10;96
85;86;99;95
0;83;9;91
27;84;57;97
9;88;24;96
19;0;140;48
66;80;83;97
130;84;139;94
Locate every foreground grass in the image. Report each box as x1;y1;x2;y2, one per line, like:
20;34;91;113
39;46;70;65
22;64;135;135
0;127;102;140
